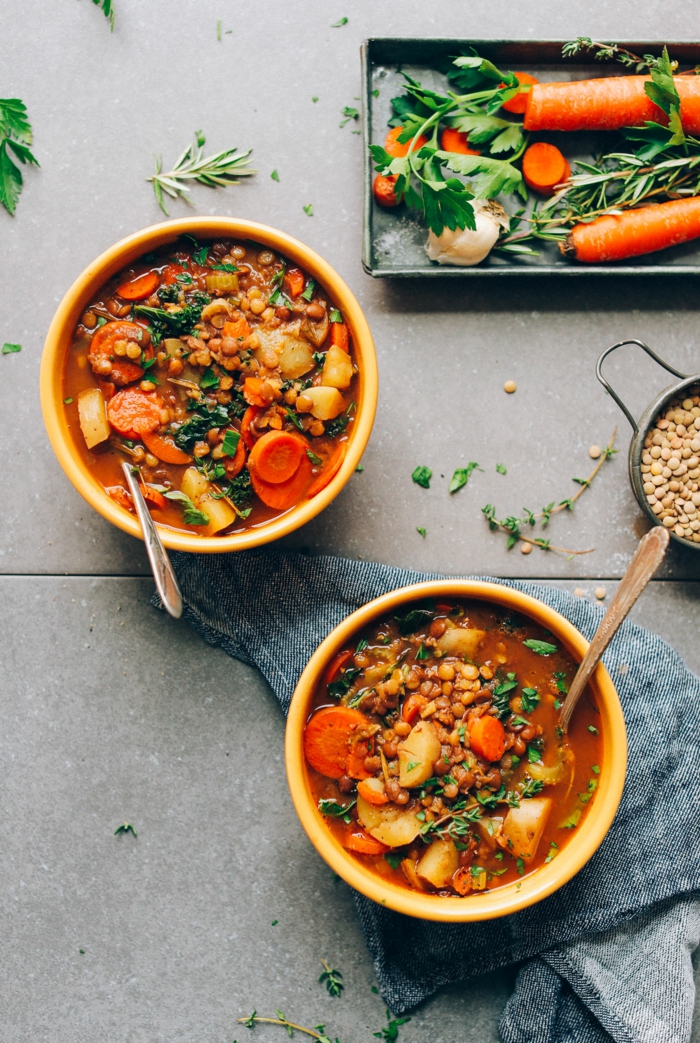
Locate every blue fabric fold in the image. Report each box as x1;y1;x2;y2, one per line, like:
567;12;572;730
154;548;700;1043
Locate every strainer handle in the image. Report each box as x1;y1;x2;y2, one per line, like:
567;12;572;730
596;339;690;434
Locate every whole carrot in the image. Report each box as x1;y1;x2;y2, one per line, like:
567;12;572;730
561;197;700;262
524;75;700;133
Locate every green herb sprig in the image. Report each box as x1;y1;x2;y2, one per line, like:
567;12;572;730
91;0;115;31
238;1012;339;1043
148;138;255;215
319;960;344;997
0;98;38;216
482;429;617;554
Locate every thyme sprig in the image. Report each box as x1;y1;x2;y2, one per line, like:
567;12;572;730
319;959;344;997
91;0;115;31
237;1012;339;1043
148;138;256;215
482;429;617;555
562;38;657;72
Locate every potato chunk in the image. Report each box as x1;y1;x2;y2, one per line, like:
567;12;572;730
416;838;458;888
78;388;110;449
199;493;236;535
356;795;423;848
398;720;441;787
502;797;552;861
180;466;210;502
437;627;486;659
322;345;353;389
301;386;346;421
275;335;315;379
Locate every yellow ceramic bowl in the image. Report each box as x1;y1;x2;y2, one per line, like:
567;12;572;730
40;217;378;552
285;579;627;922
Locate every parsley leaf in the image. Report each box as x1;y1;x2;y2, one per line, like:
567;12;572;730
307;449;323;465
412;466;432;489
385;852;403;870
300;278;316;302
0;98;39;216
327;667;361;699
2;342;21;354
199;367;220;390
331;16;348;26
449;462;482;493
221;429;240;457
492;678;517;717
416;526;427;538
523;639;558;656
164;490;210;526
521;687;540;713
496;463;507;475
303;203;314;216
270;168;280;181
395;605;434;636
318;797;356;817
329;309;343;323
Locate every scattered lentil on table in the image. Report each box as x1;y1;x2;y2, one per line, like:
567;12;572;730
503;380;517;394
588;444;602;459
640;389;700;543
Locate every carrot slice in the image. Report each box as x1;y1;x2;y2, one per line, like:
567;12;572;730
307;442;347;499
384;126;428;157
522;142;570;197
402;694;427;726
241;405;263;449
243;376;268;407
284;268;305;298
222;315;251;341
324;649;354;688
304;706;371;778
469;715;506;762
330;321;349;352
161;263;184;285
345;738;374;780
440;127;480;155
248;430;306;484
116;272;159;301
342;828;389;856
223;428;247;477
249;450;312;511
106;485;134;512
357;778;390;806
141;484;167;509
107;388;164;440
501;72;539;115
373;175;400;208
141;429;193;465
89;320;150;386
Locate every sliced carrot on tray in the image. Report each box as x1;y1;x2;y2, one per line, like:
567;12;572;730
304;706;371;778
500;72;539;114
522;142;570;196
384;126;428;157
440;127;480;155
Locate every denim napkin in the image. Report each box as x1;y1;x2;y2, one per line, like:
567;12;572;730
154;548;700;1043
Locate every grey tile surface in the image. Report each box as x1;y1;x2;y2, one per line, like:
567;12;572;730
2;0;700;1039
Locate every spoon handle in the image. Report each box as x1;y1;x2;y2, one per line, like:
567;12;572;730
121;462;183;619
559;526;669;732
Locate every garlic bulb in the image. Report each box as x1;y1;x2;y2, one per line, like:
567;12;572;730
426;200;510;266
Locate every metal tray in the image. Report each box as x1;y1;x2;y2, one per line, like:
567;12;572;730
361;38;700;278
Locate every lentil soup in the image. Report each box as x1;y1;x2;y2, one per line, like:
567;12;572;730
304;599;602;897
63;236;359;536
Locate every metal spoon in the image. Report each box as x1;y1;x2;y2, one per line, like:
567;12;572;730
559;525;669;732
121;461;183;619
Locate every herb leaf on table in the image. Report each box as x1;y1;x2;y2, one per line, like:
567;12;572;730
0;98;38;216
91;0;115;31
147;138;255;215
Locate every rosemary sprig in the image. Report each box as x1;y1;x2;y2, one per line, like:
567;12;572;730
0;98;38;216
237;1012;339;1043
319;959;344;997
562;38;654;71
148;138;256;215
91;0;115;31
482;429;617;555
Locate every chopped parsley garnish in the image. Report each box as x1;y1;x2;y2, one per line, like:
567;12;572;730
193;246;209;265
326;412;351;438
560;808;581;829
221;429;240;457
496;463;507;474
544;841;559;864
412;466;432;489
385;852;403;870
63;397;73;404
173;405;231;451
527;739;543;764
588;725;599;735
163;490;209;526
395;605;434;636
209;262;238;273
2;342;21;354
300;278;316;302
523;639;558;656
270;169;280;182
329;309;343;323
302;203;314;216
318;797;356;820
199;367;220;390
553;671;568;694
476;784;506;809
591;764;600;774
520;687;540;713
285;407;304;431
416;526;427;538
493;678;517;718
327;667;361;699
449;462;482;493
416;641;430;660
307;449;323;465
